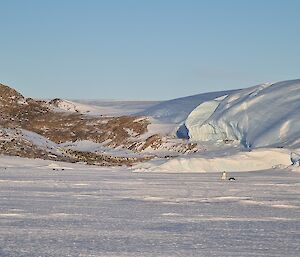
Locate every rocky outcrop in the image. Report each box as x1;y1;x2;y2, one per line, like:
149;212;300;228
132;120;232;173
0;83;198;165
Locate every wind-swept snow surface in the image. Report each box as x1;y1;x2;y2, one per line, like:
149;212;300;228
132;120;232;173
185;79;300;148
0;156;300;256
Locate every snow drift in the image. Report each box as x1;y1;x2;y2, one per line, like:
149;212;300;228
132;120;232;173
135;148;292;173
185;79;300;148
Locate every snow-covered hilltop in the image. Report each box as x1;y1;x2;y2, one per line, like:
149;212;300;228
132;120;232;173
183;79;300;148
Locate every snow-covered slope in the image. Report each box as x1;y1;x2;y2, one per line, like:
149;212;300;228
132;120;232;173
50;98;158;116
0;128;63;159
49;99;106;115
185;79;300;148
71;100;159;116
137;90;238;123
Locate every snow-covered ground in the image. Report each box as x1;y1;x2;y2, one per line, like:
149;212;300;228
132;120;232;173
0;156;300;257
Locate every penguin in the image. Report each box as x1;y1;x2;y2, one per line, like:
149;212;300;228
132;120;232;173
221;171;227;180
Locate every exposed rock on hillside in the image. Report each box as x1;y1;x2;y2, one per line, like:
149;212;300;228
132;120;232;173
0;83;198;165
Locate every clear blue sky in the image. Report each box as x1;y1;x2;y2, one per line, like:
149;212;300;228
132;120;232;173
1;0;299;100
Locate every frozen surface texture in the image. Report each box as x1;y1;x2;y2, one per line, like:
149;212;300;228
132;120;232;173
0;157;300;256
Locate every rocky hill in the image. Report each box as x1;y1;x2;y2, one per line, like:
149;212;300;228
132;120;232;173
0;83;197;165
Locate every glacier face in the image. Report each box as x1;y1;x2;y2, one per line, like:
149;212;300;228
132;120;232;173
184;79;300;148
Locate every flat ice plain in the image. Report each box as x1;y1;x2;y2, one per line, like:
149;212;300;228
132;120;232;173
0;157;300;256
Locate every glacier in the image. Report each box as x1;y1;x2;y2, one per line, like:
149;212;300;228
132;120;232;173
184;79;300;148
